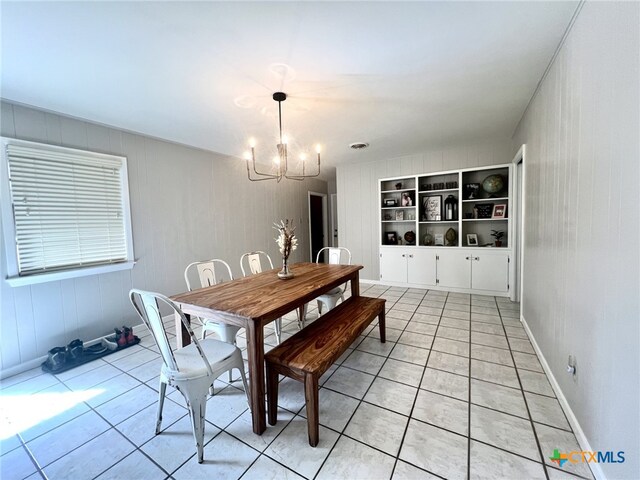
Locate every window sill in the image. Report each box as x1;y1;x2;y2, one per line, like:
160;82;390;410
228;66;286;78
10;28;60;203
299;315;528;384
5;261;136;287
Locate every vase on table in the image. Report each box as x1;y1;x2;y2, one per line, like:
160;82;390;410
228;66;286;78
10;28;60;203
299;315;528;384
278;257;294;280
275;219;297;280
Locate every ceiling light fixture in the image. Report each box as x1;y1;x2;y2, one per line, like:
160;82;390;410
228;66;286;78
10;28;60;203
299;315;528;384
349;142;369;150
244;92;321;182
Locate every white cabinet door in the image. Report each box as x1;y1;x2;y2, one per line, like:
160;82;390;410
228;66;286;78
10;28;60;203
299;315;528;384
407;250;437;286
437;250;471;289
380;248;408;283
471;252;509;292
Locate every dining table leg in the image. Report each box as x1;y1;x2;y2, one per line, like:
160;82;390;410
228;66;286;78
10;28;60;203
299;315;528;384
245;321;266;434
351;271;360;297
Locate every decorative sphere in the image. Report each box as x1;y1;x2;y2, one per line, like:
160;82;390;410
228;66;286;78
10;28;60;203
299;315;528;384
482;174;504;194
404;231;416;244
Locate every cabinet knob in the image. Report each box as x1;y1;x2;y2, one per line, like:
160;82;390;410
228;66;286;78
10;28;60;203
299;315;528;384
465;256;470;260
409;254;414;258
474;256;480;261
402;254;406;257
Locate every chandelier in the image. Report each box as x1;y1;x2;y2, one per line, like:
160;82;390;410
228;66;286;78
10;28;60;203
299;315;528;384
244;92;321;182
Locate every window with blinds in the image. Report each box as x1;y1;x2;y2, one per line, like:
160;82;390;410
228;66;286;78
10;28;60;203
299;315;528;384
1;138;134;284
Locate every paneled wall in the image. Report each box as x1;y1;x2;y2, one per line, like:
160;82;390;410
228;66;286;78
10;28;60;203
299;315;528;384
336;141;513;280
0;101;326;373
513;2;639;478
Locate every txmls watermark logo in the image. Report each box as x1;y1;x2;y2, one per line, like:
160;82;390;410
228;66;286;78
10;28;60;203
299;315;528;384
550;449;625;467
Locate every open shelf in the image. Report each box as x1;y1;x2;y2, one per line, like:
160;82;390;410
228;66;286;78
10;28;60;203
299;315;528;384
462;218;508;222
419;221;458;224
462;197;508;203
418;188;458;194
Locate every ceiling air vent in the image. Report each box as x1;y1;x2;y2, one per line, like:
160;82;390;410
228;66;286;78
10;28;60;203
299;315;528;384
349;142;369;150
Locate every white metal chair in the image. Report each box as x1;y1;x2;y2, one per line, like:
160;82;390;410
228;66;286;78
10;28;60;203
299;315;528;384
129;289;249;464
240;251;283;342
184;259;241;343
184;259;241;383
315;247;352;315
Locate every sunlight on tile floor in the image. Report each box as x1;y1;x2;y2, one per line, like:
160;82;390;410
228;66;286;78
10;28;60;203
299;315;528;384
0;284;594;480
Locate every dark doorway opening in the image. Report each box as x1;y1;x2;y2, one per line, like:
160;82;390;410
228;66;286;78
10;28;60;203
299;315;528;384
309;193;326;262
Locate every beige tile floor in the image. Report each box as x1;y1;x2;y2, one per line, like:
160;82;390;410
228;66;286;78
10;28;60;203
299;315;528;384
0;284;594;480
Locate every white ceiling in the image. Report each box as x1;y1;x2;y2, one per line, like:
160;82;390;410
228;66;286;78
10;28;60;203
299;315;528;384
1;1;578;177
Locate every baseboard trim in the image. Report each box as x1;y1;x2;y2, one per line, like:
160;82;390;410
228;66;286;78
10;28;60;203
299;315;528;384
360;278;509;297
0;322;148;381
520;315;604;480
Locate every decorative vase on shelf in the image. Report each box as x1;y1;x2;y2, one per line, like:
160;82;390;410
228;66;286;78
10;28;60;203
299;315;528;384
274;219;297;280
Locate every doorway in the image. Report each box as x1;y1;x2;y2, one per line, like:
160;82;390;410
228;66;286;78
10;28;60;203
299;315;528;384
511;145;526;303
308;192;328;262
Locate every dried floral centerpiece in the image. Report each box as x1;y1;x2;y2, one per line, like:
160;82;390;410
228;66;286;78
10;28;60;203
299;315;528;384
274;219;297;279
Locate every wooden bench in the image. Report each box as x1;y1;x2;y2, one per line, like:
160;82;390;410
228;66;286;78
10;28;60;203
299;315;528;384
265;296;386;446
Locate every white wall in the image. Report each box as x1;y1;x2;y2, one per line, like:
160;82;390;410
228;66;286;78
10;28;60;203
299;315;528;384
336;141;513;280
0;101;326;373
513;2;639;478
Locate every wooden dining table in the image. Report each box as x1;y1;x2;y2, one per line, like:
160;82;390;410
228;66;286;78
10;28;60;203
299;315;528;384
170;261;363;435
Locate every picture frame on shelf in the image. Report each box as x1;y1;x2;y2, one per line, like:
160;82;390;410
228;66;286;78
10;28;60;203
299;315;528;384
475;203;494;219
383;213;392;221
384;198;397;207
385;232;398;245
396;210;404;221
423;195;442;221
492;204;507;219
463;183;480;200
466;234;479;246
434;233;445;246
401;192;414;206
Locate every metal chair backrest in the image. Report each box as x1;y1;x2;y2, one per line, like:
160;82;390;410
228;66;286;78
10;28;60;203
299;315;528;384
316;247;352;266
129;289;213;376
184;259;233;291
240;251;274;277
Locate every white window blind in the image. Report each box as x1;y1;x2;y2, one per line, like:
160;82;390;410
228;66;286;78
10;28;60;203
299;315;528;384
3;140;133;278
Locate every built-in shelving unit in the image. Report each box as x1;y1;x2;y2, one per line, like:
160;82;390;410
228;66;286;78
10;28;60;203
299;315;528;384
378;164;514;295
379;165;511;248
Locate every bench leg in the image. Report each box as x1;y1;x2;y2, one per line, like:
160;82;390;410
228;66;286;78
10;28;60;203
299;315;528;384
304;373;320;447
378;308;386;343
266;364;279;426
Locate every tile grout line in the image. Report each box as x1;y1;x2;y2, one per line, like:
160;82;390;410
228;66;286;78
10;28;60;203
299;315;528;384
236;284;397;480
15;343;186;478
467;295;473;480
31;334;249;478
494;296;551;480
311;287;446;480
388;289;449;480
7;286;373;479
309;285;406;480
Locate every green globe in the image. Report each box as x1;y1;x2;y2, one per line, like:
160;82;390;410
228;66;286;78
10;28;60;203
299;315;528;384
482;174;504;194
